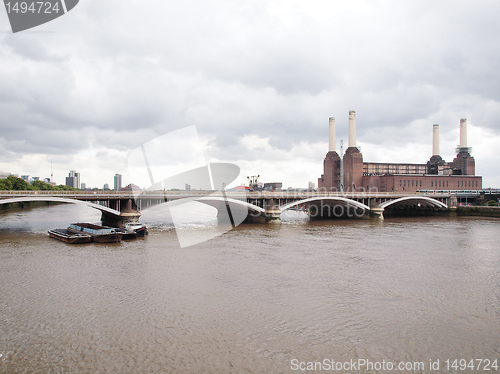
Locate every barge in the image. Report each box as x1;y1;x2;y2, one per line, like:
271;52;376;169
68;223;123;243
48;228;92;244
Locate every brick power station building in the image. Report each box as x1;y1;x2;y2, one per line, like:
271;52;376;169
318;111;482;193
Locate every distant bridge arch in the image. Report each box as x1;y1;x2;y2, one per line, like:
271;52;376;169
0;196;121;217
196;196;266;214
379;196;448;210
280;197;371;212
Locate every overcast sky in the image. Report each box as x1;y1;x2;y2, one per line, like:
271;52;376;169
1;0;500;189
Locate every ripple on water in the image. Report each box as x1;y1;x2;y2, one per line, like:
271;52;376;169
0;206;499;372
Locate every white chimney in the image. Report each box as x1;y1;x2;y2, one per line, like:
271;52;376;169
433;124;440;156
348;110;356;148
460;118;467;148
329;117;336;152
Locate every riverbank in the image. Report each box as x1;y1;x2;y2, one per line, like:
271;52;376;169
455;206;500;218
0;200;62;212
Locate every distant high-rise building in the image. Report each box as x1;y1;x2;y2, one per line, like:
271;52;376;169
185;183;191;191
80;182;86;190
308;181;315;191
103;183;110;190
114;174;122;191
66;170;80;189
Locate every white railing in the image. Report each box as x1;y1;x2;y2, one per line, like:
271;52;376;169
0;190;453;198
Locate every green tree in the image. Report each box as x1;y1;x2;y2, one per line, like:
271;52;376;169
486;200;498;207
31;180;55;191
53;184;79;191
0;178;13;190
7;175;32;190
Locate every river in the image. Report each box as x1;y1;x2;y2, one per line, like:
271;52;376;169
0;203;499;373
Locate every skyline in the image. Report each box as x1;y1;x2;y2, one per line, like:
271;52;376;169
1;114;497;190
1;1;500;188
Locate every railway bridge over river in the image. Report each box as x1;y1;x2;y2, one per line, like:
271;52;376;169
0;190;462;225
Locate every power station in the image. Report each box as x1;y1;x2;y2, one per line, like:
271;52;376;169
318;111;482;192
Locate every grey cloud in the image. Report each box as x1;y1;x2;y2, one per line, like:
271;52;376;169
1;0;500;184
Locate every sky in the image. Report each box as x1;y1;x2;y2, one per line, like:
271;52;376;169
1;0;500;189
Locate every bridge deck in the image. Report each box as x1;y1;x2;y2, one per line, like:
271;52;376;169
0;190;456;199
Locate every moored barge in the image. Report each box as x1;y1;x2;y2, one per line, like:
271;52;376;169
68;223;123;243
48;228;92;244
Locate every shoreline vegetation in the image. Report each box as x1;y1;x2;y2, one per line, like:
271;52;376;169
0;175;79;192
0;200;63;212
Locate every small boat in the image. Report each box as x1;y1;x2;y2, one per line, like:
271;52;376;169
68;223;123;243
114;227;137;240
48;228;92;244
124;223;148;237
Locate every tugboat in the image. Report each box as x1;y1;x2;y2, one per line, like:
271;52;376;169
114;226;137;240
68;223;123;243
124;223;148;237
48;228;92;244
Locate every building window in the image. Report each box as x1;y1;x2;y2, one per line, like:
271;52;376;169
420;180;422;187
400;180;402;187
404;180;406;187
431;181;433;187
446;181;448;187
476;181;478;187
412;180;414;187
439;181;441;187
458;181;460;187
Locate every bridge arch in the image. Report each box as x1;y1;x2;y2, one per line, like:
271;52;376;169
280;197;371;212
0;196;121;216
379;196;448;210
195;196;266;214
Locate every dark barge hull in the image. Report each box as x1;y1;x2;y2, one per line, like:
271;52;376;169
48;229;92;244
68;223;123;243
91;232;123;243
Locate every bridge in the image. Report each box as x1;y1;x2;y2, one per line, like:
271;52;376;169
0;190;456;225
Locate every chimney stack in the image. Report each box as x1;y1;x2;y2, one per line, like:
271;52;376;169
432;124;440;156
432;125;439;156
329;117;336;152
460;118;467;148
348;110;356;148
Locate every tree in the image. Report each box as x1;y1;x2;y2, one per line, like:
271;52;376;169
31;180;55;191
53;184;79;191
486;200;498;207
0;178;13;190
7;176;32;190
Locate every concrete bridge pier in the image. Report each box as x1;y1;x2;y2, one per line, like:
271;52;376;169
370;200;384;219
243;198;281;224
263;198;281;223
101;210;141;228
370;207;384;219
